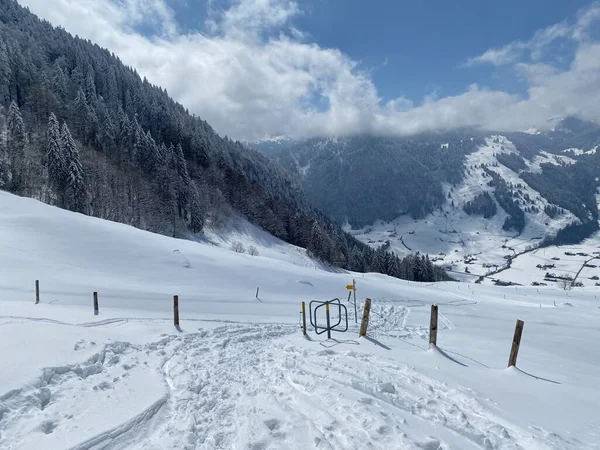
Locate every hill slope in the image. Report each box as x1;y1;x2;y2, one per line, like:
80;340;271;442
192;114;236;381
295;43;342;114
0;0;449;281
1;191;599;449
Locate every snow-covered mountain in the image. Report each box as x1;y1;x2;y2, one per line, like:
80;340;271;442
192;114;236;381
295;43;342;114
248;118;600;282
241;136;300;158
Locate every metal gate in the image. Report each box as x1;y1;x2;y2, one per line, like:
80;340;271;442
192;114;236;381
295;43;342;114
308;298;348;339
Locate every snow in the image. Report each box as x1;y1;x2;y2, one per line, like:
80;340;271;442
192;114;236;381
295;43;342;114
492;230;600;287
562;147;586;156
529;151;577;174
1;191;600;449
562;147;597;156
203;217;319;269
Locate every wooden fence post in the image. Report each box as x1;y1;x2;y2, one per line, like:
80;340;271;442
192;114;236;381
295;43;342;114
35;280;39;304
359;298;372;337
429;304;438;347
352;279;357;324
173;295;180;327
93;292;99;315
301;301;307;336
508;319;524;367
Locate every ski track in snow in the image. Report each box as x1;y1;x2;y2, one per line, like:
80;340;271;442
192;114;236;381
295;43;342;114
0;339;167;450
0;319;577;450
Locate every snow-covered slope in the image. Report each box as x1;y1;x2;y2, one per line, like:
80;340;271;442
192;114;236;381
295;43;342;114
1;191;600;449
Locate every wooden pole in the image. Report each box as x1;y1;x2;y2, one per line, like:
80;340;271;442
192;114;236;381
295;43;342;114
301;301;307;336
429;304;438;346
173;295;180;327
359;298;372;337
508;319;524;367
325;302;331;339
93;292;99;315
256;287;259;299
352;279;357;324
35;280;39;304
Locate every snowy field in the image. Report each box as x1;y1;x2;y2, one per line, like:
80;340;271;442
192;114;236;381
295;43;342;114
1;191;600;449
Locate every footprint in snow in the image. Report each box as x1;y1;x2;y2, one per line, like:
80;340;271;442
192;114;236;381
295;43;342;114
264;418;280;431
40;420;57;434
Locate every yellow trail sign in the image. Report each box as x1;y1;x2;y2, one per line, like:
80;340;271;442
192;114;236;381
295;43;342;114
346;284;354;290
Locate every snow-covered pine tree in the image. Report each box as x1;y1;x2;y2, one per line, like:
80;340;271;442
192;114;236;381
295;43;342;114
373;247;386;273
52;63;67;101
349;246;365;272
85;70;97;105
175;143;191;187
73;89;88;137
0;144;10;188
101;112;116;143
388;255;400;279
132;123;145;165
0;105;10;188
0;36;11;102
309;221;324;259
46;112;67;204
61;122;86;213
105;67;119;107
117;108;133;148
422;255;433;281
165;143;203;232
146;131;165;173
189;194;204;233
7;101;26;190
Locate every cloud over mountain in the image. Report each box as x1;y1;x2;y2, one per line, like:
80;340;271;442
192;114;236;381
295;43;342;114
18;0;600;140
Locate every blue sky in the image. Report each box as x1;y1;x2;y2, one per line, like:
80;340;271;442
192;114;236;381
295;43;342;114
19;0;600;140
163;0;593;102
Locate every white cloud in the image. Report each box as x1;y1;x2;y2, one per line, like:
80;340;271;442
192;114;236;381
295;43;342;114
529;22;570;60
467;4;599;67
15;0;600;140
574;2;600;41
465;42;526;67
465;22;571;67
213;0;300;39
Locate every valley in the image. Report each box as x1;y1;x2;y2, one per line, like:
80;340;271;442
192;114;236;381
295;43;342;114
344;134;600;288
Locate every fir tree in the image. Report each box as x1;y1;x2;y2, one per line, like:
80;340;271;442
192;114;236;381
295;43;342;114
73;89;88;136
85;70;97;104
52;64;68;101
0;36;11;102
0;106;10;187
7;101;26;190
309;221;324;259
350;246;365;272
46;113;67;204
61;122;86;213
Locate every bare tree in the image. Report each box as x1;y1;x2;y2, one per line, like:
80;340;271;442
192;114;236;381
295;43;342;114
559;276;571;291
248;245;259;256
230;241;245;254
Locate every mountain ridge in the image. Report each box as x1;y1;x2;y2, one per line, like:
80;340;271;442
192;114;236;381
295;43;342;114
247;119;600;271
